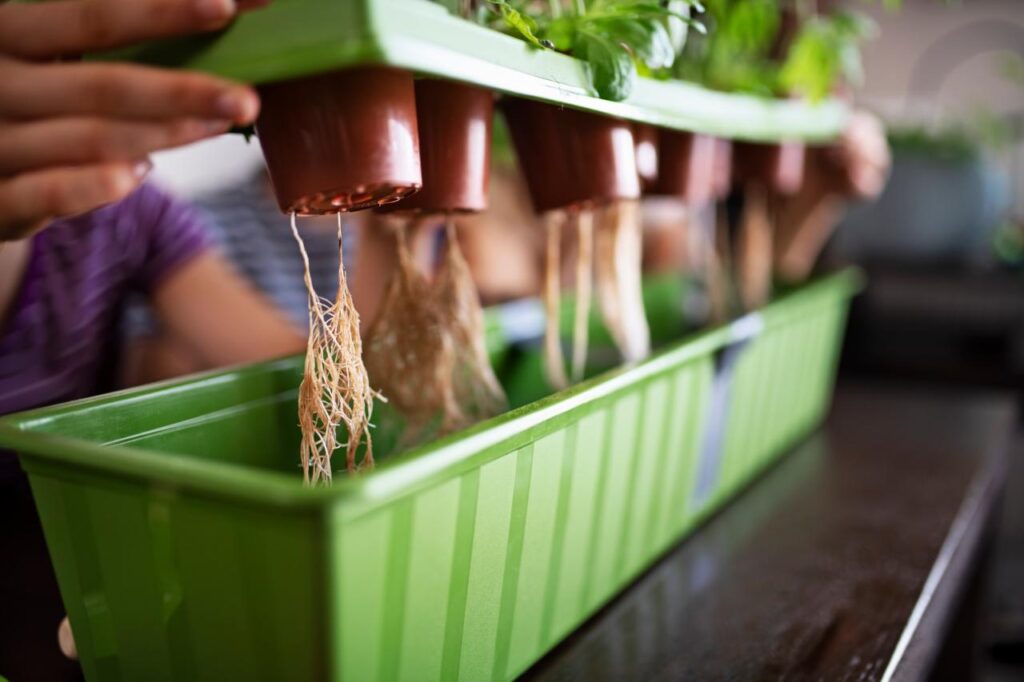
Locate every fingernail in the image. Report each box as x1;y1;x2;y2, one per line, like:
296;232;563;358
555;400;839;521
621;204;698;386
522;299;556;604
196;0;236;23
216;88;259;123
132;160;153;179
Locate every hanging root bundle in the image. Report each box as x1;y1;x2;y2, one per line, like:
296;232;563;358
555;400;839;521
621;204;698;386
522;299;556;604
594;200;650;363
737;185;773;311
436;220;507;423
542;211;569;391
291;213;378;485
364;219;459;440
712;205;738;322
688;203;730;326
365;217;506;444
571;209;594;382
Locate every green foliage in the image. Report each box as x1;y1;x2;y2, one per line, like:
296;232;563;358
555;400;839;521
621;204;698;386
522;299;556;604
677;0;887;100
485;0;706;101
992;221;1024;268
886;108;1012;163
484;0;900;101
577;28;637;99
676;0;783;96
887;127;978;163
780;10;877;102
487;0;549;48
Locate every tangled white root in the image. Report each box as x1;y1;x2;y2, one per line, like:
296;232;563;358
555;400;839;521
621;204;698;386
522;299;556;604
437;220;507;423
594;200;650;363
291;213;378;485
571;209;594;382
542;211;569;391
738;186;773;311
364;217;506;444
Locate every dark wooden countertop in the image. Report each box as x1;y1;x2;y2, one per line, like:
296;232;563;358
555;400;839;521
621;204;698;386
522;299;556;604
525;382;1018;681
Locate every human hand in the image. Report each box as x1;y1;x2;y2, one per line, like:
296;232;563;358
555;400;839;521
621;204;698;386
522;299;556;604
819;109;891;200
0;0;269;240
773;110;891;283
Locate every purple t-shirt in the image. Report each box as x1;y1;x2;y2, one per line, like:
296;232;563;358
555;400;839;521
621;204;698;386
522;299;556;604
0;184;212;420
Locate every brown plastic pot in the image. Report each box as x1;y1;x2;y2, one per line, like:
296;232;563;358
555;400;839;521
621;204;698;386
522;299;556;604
256;67;422;214
633;123;659;191
651;130;718;206
501;97;640;213
384;79;493;214
732;140;806;195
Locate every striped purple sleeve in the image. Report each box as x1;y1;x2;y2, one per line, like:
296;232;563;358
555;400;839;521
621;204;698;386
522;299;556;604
125;183;216;294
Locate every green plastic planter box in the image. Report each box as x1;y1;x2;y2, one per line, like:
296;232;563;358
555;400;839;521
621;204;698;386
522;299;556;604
0;270;860;682
101;0;847;142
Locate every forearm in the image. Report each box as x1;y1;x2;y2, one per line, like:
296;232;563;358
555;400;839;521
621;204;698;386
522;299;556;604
152;251;306;369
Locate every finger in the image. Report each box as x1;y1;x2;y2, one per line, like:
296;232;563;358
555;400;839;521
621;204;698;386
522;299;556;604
0;161;150;241
849;164;888;200
0;59;259;124
0;0;244;60
0;118;230;175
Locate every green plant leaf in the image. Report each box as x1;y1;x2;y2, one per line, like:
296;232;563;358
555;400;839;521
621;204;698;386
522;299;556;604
665;0;692;52
589;16;675;69
488;0;548;49
720;0;779;54
831;9;878;41
578;29;636;100
547;16;578;51
779;10;877;101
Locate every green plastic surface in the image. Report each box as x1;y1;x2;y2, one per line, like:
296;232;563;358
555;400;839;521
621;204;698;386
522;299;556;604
0;270;861;682
102;0;847;142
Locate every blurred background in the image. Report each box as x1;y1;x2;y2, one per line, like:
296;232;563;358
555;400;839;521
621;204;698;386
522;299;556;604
828;0;1023;396
834;4;1024;680
143;2;1024;679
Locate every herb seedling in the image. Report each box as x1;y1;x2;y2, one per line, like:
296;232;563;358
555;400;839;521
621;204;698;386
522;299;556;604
677;0;892;102
487;0;707;101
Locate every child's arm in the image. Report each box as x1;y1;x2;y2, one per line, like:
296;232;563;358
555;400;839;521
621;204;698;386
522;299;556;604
0;0;266;240
122;183;306;383
148;251;306;371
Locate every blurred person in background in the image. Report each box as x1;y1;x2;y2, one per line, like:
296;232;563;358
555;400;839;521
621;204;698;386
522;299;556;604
0;0;307;678
121;166;348;384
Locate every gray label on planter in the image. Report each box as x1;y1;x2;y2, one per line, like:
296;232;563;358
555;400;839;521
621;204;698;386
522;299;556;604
690;313;762;510
497;298;546;345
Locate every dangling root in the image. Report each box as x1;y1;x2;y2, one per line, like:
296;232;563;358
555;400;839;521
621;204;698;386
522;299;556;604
436;220;507;423
365;217;507;443
364;218;458;441
571;209;594;382
702;207;728;325
542;211;569;391
710;204;735;323
292;213;378;485
594;200;650;363
738;185;773;311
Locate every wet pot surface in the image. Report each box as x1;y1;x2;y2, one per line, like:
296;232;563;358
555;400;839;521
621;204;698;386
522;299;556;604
733;141;805;195
502;98;640;213
653;131;718;206
257;67;422;214
392;80;493;214
633;123;659;192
